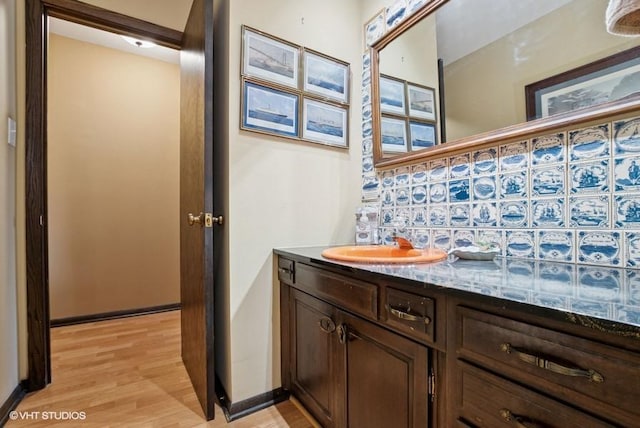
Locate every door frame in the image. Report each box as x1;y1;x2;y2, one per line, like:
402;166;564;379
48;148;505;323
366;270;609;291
24;0;183;391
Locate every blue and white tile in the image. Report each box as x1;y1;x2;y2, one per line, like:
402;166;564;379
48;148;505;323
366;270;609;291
569;124;610;161
499;200;528;228
577;266;622;302
536;263;575;296
625;232;640;268
412;163;428;184
395;166;411;186
412;229;430;249
499;140;529;171
473;148;497;175
531;132;565;165
499;171;528;199
407;0;429;15
533;294;569;310
615;194;640;228
449;179;470;202
531;165;565;196
537;230;574;262
362;155;374;173
364;9;385;48
381;208;395;227
362;103;372;122
472;202;498;227
411;185;427;204
505;230;535;258
429;158;448;181
500;288;531;303
380;228;396;245
477;229;504;254
450;153;470;178
614;304;640;327
473;175;496;200
570;300;612;318
362;137;373;156
381;170;394;188
429;182;447;203
625;271;640;304
381;188;395;206
395;187;410;206
614;156;640;192
396;207;410;227
577;230;622;267
569;160;609;194
613;117;640;155
386;0;407;30
362;119;372;138
428;204;448;227
450;204;471;227
362;51;371;71
531;198;565;228
453;229;476;248
569;195;609;228
362;67;371;87
362;84;371;106
431;229;452;251
411;206;427;227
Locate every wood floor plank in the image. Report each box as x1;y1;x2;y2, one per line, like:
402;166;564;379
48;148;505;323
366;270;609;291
7;311;315;427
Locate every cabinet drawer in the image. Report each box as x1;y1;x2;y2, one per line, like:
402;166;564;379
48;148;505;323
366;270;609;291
457;361;614;428
295;263;377;319
383;288;434;343
457;306;640;425
278;257;295;284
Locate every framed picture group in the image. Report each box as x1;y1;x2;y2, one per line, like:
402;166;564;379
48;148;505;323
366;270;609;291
379;74;438;153
241;26;351;149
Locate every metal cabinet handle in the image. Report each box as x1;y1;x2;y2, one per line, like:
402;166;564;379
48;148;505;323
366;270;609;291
499;408;541;428
278;267;292;275
500;343;604;383
337;324;348;345
318;317;336;334
387;305;431;325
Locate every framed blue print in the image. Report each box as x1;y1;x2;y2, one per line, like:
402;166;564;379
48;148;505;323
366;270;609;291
302;98;348;148
242;80;299;138
380;75;406;115
242;26;300;88
303;49;350;103
409;121;437;150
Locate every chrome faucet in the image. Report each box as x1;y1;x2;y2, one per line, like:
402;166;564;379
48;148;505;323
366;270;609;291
392;234;414;250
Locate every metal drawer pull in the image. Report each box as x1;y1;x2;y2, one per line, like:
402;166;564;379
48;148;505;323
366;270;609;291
387;305;431;325
500;343;604;383
499;408;540;428
278;267;292;275
318;317;336;334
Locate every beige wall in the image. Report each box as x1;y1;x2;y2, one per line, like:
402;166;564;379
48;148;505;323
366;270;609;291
47;34;180;319
444;0;640;140
81;0;192;31
0;0;19;404
225;0;363;402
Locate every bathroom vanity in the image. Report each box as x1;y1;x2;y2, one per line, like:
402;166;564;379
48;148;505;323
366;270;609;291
275;247;640;428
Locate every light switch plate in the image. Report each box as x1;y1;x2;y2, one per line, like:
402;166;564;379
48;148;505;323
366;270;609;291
8;117;16;147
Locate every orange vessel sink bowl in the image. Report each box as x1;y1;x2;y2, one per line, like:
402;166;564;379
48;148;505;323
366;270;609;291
321;245;447;264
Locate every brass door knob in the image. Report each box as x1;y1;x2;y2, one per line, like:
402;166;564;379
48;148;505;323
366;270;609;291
187;212;204;226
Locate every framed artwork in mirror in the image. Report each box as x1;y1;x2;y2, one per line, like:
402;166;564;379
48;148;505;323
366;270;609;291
407;83;436;121
302;98;348;148
303;50;350;103
242;26;300;88
241;79;299;138
380;74;406;115
526;45;640;121
409;121;437;150
381;115;408;153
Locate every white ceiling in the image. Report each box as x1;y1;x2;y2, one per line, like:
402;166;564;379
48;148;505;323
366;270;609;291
436;0;573;65
79;0;193;31
48;17;180;64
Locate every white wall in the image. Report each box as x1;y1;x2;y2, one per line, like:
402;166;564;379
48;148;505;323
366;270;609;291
225;0;363;402
0;0;19;404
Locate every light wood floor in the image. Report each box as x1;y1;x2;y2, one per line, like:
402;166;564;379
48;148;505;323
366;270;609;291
8;311;316;427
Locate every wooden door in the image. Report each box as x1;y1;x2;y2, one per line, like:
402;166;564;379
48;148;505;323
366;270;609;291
339;311;429;428
180;0;216;420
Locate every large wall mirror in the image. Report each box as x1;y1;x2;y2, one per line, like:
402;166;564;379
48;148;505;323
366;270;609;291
371;0;640;167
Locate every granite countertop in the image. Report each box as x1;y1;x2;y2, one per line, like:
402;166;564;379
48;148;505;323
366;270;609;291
275;246;640;331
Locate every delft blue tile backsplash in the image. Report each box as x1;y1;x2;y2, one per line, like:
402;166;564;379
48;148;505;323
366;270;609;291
359;1;640;269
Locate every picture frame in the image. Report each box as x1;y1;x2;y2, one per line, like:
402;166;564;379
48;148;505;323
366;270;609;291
303;49;350;104
302;98;348;148
242;26;300;88
407;83;436;121
381;115;408;153
364;8;386;48
409;120;437;150
241;79;299;138
525;45;640;120
379;74;406;115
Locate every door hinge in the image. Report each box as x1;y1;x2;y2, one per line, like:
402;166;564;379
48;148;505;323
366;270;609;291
39;215;44;227
428;368;435;403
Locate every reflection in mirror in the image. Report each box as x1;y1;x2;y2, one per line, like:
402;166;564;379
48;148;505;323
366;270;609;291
374;0;640;162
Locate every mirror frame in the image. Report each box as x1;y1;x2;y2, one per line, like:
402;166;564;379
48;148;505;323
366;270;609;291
371;0;640;168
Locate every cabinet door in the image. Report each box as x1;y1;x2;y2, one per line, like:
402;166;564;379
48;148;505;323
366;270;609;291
339;311;429;428
290;289;345;428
